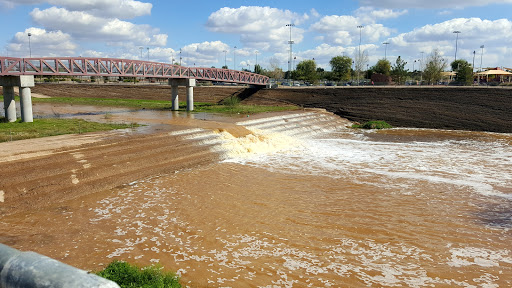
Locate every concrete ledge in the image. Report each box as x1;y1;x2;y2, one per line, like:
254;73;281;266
0;76;35;87
168;78;196;87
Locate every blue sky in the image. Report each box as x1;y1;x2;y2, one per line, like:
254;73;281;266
1;0;511;72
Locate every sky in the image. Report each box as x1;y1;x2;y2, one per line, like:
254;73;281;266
0;0;511;72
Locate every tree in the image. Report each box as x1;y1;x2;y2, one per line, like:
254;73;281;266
294;60;318;83
254;64;263;74
268;57;284;80
391;56;408;85
451;59;473;85
329;55;352;82
423;49;447;85
372;59;391;76
222;65;228;69
354;50;369;84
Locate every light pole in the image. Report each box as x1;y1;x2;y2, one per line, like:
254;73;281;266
179;48;182;66
146;47;149;61
480;45;484;71
479;45;484;84
28;33;32;57
255;50;259;70
472;50;476;73
453;30;461;61
223;50;227;68
357;25;364;85
383;42;389;60
139;47;143;59
233;46;237;70
286;23;295;84
420;52;425;84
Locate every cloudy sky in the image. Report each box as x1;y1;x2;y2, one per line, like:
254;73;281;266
1;0;511;71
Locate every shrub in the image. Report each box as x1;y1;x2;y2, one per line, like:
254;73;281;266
352;120;392;129
221;95;240;107
96;260;181;288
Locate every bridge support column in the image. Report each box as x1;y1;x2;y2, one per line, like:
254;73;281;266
0;75;35;123
186;79;195;112
171;85;179;111
168;78;196;112
2;86;16;122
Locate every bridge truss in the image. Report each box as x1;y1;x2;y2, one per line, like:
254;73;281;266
0;57;269;86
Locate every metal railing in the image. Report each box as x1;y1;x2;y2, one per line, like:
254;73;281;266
0;57;269;86
0;243;119;288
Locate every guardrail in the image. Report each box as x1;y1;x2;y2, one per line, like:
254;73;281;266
0;57;269;86
0;243;119;288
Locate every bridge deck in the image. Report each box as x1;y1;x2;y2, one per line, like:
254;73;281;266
0;57;269;86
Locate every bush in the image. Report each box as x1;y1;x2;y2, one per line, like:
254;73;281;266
352;120;392;129
96;261;181;288
221;95;240;107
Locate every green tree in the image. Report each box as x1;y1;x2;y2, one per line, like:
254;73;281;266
423;49;447;85
294;60;318;83
391;56;408;85
372;59;391;76
329;56;352;82
254;64;263;74
451;59;473;85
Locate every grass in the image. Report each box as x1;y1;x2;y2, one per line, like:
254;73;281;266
352;120;393;129
0;118;136;142
28;96;297;114
96;261;181;288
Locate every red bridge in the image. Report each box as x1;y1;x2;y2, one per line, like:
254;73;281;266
0;57;270;123
0;57;269;86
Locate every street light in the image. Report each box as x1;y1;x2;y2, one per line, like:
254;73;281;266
382;42;389;60
223;50;227;68
179;48;182;66
286;23;295;84
28;33;32;57
472;50;476;73
233;46;237;70
453;31;461;61
139;47;143;59
357;25;364;85
480;45;484;71
255;50;259;69
420;52;425;84
146;47;149;61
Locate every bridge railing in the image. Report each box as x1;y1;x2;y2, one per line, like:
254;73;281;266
0;57;269;86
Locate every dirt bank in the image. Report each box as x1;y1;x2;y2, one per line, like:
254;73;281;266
30;84;512;133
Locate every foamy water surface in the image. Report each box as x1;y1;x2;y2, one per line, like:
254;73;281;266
90;112;512;287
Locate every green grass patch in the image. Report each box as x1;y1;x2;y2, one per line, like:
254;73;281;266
29;96;297;114
96;260;181;288
0;118;136;142
352;120;392;129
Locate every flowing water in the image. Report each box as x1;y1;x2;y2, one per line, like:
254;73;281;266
2;103;511;287
85;111;512;287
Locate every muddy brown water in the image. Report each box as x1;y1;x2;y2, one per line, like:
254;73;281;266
1;104;511;287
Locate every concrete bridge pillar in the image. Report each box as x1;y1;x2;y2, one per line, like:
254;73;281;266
168;78;196;112
2;86;16;122
171;85;179;111
0;75;35;122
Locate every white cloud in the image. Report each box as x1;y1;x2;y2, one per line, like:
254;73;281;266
180;41;231;67
0;0;151;18
30;7;166;47
310;15;393;46
8;27;76;57
206;6;306;52
359;0;512;9
386;18;512;67
355;6;408;21
47;0;152;19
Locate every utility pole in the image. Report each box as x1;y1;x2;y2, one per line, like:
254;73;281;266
286;23;295;84
383;42;389;60
357;25;364;86
453;31;461;61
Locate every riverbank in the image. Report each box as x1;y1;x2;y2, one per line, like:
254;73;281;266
28;84;512;133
